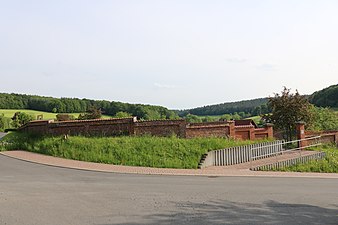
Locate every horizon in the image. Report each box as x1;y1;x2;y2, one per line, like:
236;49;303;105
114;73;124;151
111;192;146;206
0;87;323;111
1;1;338;109
1;90;271;110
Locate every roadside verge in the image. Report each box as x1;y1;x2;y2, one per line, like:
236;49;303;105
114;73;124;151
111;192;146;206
1;150;338;178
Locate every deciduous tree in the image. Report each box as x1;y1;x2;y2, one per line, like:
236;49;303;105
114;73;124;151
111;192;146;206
11;112;34;128
78;106;102;120
263;87;312;141
114;111;132;118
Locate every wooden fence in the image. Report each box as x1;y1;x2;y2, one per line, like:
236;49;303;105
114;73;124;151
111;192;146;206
200;140;285;168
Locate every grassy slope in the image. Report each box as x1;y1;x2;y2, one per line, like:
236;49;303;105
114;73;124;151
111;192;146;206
0;132;268;169
273;145;338;173
0;109;112;120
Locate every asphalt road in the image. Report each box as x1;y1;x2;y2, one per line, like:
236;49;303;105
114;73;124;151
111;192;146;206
0;154;337;225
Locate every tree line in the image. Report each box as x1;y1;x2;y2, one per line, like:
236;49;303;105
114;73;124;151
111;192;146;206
309;84;338;108
0;93;178;120
177;98;270;117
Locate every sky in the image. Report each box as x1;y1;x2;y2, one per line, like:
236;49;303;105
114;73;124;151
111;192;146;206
0;0;337;109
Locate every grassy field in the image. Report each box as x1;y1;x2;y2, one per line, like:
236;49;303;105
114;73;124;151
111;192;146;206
0;132;268;169
246;115;261;124
195;115;262;123
0;109;112;120
195;115;223;121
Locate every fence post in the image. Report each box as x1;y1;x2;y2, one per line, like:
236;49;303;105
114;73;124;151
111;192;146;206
249;147;253;169
275;147;278;164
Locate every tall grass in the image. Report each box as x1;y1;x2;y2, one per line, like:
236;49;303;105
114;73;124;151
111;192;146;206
0;132;268;169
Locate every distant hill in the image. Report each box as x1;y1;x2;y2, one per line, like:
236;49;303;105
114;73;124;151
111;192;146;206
178;84;338;117
2;84;336;120
177;98;269;117
0;93;178;120
309;84;338;108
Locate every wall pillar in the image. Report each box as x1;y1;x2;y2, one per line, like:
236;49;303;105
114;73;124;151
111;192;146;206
228;121;235;138
296;121;307;149
265;123;274;139
180;120;187;138
249;126;255;140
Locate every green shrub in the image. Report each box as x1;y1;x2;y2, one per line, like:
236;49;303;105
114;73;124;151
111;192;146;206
11;112;34;128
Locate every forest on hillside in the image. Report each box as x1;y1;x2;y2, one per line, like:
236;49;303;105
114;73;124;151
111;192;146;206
0;93;178;120
178;84;338;117
1;84;337;122
177;98;269;117
309;84;338;108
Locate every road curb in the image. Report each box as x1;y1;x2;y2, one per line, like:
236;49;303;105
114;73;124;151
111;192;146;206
1;151;338;179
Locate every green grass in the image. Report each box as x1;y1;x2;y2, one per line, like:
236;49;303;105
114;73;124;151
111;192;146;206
273;145;338;173
0;109;112;120
334;109;338;116
195;115;262;123
0;132;269;169
195;115;223;121
246;115;261;124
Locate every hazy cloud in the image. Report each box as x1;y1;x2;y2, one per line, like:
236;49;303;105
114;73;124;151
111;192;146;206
256;63;277;71
226;58;248;63
154;83;180;89
42;72;53;77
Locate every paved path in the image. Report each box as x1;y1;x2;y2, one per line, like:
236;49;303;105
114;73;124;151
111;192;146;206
1;150;338;178
0;154;337;225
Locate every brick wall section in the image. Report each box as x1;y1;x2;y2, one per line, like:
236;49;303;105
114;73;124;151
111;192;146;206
254;124;273;140
318;134;336;144
305;130;338;146
20;118;135;136
254;128;269;139
186;121;231;138
48;118;135;136
20;120;51;134
234;124;273;140
20;118;274;140
234;125;254;140
134;119;186;137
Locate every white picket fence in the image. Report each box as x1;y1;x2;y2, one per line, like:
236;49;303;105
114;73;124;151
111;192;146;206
201;140;285;168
